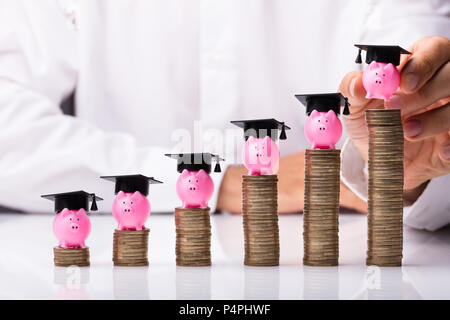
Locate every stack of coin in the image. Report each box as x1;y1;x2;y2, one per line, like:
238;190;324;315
113;229;149;266
175;207;211;266
54;247;90;267
365;109;404;267
242;175;279;266
303;149;340;266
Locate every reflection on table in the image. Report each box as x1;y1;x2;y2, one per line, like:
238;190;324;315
0;212;448;299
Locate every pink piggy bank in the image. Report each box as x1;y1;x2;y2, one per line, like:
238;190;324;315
363;61;400;101
112;191;150;230
53;208;91;248
243;136;280;175
304;110;342;149
176;169;214;208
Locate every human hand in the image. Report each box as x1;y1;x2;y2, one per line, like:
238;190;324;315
339;36;450;194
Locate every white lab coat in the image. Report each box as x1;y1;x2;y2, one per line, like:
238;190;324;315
0;0;448;230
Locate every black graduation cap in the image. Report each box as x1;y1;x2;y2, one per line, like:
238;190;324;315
295;93;350;116
230;118;290;141
100;174;163;196
41;190;103;213
165;153;225;173
355;44;411;66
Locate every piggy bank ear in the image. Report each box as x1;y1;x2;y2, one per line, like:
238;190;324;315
131;191;142;201
367;61;380;71
76;209;86;215
117;190;125;198
325;110;336;120
196;169;208;179
383;63;396;75
247;136;255;143
310;110;319;118
59;208;70;217
181;169;190;177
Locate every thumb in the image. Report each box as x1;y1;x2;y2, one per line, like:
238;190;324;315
338;71;366;102
339;71;377;119
400;36;450;93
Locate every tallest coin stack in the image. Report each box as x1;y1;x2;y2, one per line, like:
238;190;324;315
365;109;404;267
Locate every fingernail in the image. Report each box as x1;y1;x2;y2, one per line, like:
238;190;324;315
403;73;419;92
349;77;357;97
443;145;450;160
386;95;403;109
404;119;422;137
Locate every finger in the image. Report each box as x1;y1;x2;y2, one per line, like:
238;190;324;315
339;71;377;119
387;61;450;117
403;102;450;141
401;36;450;93
440;139;450;163
339;71;366;103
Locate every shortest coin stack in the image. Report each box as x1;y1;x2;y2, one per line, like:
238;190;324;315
54;247;90;267
242;175;280;266
175;207;212;267
113;229;149;266
303;149;340;266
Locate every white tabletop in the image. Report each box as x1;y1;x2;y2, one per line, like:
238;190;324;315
0;212;449;300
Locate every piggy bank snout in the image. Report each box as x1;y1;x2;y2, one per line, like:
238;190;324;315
119;201;132;213
313;121;327;132
70;222;80;231
251;147;267;158
374;76;383;84
187;183;198;191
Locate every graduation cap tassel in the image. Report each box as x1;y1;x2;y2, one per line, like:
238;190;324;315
279;123;287;140
214;160;221;173
343;97;350;116
355;48;362;64
90;194;98;211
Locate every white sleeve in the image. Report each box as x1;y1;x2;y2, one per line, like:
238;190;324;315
0;1;184;213
361;0;450;46
340;139;450;231
403;175;450;232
